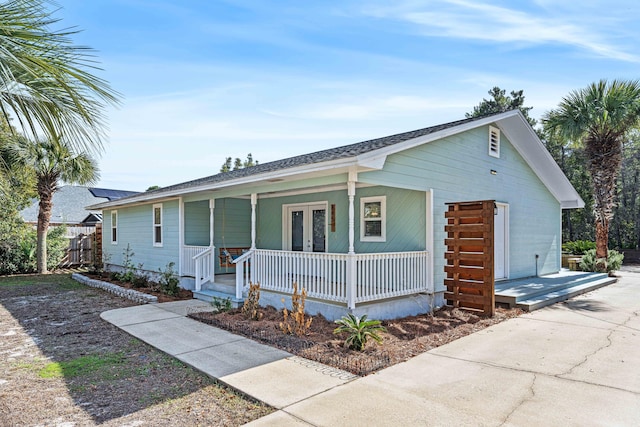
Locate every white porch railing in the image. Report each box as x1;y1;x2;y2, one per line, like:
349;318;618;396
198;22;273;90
182;245;209;276
233;249;430;309
354;251;429;303
193;247;214;291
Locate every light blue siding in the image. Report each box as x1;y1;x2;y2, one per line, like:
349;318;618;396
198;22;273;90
256;187;426;253
103;199;180;272
360;125;561;290
103;123;562;295
184;200;209;246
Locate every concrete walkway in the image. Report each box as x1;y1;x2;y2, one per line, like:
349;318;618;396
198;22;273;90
100;301;357;411
102;270;640;426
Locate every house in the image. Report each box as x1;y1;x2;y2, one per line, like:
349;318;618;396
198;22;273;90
21;185;140;235
89;110;584;320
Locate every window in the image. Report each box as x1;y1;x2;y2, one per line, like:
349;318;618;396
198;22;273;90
360;196;386;242
153;204;163;247
110;211;117;244
489;125;500;158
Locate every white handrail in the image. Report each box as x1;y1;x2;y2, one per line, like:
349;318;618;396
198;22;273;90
232;249;254;299
231;249;252;264
193;247;213;291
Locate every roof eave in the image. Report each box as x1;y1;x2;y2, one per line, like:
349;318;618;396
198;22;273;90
89;156;366;210
495;112;585;210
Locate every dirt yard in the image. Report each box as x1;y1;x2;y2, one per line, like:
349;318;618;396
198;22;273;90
0;274;272;426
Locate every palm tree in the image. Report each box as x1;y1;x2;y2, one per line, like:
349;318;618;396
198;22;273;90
9;137;98;273
0;0;120;155
543;79;640;268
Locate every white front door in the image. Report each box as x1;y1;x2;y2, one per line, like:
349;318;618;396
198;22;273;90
285;203;327;252
494;203;508;280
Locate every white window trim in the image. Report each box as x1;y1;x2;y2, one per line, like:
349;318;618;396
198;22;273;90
360;196;386;242
110;210;118;245
153;204;163;247
489;125;500;158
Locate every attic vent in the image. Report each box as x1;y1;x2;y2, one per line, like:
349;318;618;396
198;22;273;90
489;126;500;158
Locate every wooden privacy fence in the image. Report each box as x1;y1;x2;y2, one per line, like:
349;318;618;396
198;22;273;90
444;200;495;316
59;224;102;267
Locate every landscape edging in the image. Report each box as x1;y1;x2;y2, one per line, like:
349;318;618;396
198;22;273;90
71;273;158;304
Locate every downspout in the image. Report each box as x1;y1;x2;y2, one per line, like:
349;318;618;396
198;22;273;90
426;189;435;312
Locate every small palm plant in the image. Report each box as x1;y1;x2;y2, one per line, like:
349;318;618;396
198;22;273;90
333;314;386;351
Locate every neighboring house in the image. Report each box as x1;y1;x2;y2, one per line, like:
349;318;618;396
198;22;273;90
21;185;139;234
90;111;584;320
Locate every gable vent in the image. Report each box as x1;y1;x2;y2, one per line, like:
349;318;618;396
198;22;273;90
489;126;500;158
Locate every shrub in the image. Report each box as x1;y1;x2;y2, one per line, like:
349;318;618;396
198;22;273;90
46;226;68;270
333;314;386;351
280;282;313;336
158;262;180;296
579;249;624;275
89;252;111;279
241;282;263;320
118;244;136;283
0;224;67;274
562;240;596;255
211;296;233;312
131;264;149;288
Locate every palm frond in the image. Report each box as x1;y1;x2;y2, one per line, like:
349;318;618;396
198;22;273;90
0;0;121;155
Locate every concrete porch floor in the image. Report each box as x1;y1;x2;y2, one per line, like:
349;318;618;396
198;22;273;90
495;269;617;311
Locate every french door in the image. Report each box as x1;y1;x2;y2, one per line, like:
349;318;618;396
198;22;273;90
284;203;327;252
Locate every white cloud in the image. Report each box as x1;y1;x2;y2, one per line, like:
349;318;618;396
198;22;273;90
362;0;640;62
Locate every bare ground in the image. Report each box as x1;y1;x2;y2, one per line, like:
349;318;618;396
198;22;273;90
0;274;272;427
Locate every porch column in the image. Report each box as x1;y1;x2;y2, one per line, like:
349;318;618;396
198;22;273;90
209;199;215;277
347;171;357;309
250;193;257;249
178;197;184;276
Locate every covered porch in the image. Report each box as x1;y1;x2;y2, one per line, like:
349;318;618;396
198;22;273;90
176;170;434;317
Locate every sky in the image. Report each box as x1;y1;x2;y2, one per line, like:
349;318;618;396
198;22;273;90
54;0;640;191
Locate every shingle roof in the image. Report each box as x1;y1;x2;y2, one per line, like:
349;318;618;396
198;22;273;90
143;114;484;196
20;186;139;224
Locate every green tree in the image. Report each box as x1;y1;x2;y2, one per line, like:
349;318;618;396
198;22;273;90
0;0;120;154
466;87;537;127
0;117;37;274
220;153;258;172
8;137;99;273
541;126;595;243
543;80;640;266
610;131;640;249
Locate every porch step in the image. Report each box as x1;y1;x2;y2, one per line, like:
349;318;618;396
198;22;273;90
201;281;236;294
515;276;617;311
193;289;244;308
495;271;610;307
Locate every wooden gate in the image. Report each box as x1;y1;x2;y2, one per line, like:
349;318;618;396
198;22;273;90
60;233;94;266
444;200;495;316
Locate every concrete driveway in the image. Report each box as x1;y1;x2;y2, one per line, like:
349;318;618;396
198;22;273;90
249;269;640;426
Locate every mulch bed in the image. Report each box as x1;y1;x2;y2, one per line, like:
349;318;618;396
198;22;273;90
189;305;523;376
83;272;193;303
